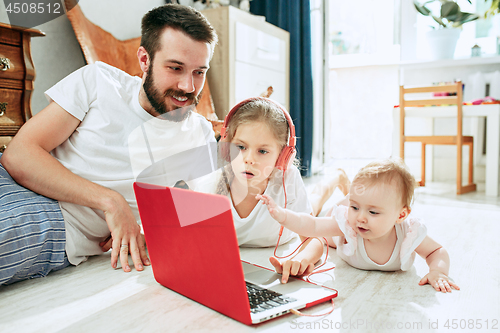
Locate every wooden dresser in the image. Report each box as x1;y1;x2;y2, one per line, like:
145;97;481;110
202;6;290;118
0;23;44;153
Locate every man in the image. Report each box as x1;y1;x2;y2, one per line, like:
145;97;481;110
0;4;218;285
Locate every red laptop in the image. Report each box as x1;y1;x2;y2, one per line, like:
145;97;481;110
134;182;337;325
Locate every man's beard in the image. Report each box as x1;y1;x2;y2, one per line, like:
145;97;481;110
143;65;201;120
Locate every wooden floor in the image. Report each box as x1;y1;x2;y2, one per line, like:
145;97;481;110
0;181;499;333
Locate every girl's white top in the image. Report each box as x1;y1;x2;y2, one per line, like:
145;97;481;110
195;165;312;247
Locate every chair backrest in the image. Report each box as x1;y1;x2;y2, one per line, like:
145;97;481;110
399;82;463;108
399;81;464;155
399;81;463;129
64;0;142;77
63;0;220;129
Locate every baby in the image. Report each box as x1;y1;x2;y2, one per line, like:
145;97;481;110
257;159;459;293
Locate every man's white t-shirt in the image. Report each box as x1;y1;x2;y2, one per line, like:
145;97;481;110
45;62;215;265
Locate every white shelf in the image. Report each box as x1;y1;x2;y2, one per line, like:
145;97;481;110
329;53;500;70
400;55;500;70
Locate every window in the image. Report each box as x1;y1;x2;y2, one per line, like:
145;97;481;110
328;0;400;67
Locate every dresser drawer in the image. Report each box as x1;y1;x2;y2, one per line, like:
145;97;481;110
0;88;23;126
0;136;12;153
0;43;24;80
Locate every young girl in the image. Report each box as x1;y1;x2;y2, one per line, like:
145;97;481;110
258;159;460;293
202;97;325;283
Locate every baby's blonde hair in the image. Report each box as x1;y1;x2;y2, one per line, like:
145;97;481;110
352;158;417;209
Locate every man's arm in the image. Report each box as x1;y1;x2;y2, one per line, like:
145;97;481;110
1;102;149;272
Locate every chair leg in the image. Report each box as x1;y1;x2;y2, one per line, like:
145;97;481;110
420;143;426;187
458;142;477;194
456;140;462;194
468;142;473;185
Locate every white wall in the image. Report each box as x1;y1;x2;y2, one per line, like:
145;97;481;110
0;0;164;115
324;0;400;165
328;64;399;160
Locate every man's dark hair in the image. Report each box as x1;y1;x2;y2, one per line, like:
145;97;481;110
141;4;218;62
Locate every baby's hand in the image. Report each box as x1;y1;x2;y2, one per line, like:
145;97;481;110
256;194;287;224
419;270;460;293
269;256;314;284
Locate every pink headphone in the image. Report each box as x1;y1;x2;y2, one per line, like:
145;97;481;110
220;97;296;172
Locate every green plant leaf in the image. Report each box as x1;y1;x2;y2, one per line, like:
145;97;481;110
441;1;460;18
415;0;485;26
445;13;460;21
485;0;499;18
458;12;480;24
431;15;447;27
414;1;431;16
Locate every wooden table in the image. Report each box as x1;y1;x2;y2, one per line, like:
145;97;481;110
393;104;500;196
0;23;44;152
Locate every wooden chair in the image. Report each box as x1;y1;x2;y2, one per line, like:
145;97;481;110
63;0;223;136
399;81;476;195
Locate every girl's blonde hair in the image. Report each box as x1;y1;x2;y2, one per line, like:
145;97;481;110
223;98;290;150
216;98;292;195
352;158;417;209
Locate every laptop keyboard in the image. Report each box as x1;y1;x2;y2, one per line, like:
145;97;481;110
246;282;297;314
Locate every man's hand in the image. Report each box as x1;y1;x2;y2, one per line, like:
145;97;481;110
102;192;150;272
99;234;146;252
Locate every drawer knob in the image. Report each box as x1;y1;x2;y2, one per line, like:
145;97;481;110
0;102;7;117
0;145;6;153
0;57;11;71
